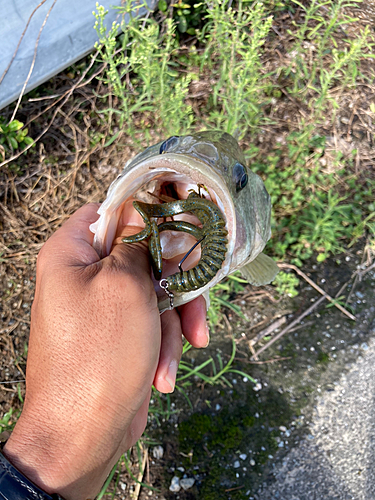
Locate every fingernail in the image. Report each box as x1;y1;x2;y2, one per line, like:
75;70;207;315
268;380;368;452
203;325;210;348
165;359;178;393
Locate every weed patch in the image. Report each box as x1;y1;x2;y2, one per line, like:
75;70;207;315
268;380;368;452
92;0;375;269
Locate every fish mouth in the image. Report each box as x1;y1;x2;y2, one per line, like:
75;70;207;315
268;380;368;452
90;152;237;305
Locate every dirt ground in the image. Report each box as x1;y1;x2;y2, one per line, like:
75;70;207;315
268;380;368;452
1;2;375;499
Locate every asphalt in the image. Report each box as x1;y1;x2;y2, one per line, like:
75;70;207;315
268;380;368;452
255;318;375;500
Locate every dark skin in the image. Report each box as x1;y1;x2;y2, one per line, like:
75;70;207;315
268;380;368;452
3;203;208;500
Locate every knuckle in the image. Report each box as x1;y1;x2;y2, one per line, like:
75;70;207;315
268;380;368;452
97;258;157;310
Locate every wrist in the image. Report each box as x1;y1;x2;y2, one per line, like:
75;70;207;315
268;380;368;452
3;424;75;499
2;409;115;500
0;451;65;500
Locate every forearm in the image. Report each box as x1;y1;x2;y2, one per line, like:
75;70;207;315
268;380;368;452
0;204;208;500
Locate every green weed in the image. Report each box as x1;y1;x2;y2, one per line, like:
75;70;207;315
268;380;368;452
0;408;17;433
288;191;356;263
177;338;255;389
0;118;34;161
94;2;193;137
149;338;255;424
200;0;273;135
255;126;371;265
208;273;248;327
273;271;300;297
277;0;372;117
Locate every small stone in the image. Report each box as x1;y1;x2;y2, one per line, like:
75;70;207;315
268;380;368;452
250;459;256;466
169;476;181;492
279;426;287;432
253;382;262;392
319;157;327;167
177;466;185;472
215;404;221;411
278;441;284;448
152;445;164;460
119;481;126;491
239;453;247;460
180;478;195;491
234;460;241;468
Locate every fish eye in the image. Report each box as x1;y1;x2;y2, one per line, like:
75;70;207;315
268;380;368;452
159;136;179;154
232;162;248;192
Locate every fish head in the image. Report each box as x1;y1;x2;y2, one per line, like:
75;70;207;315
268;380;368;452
90;131;278;312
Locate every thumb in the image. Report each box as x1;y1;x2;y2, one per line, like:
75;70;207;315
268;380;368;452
108;226;152;279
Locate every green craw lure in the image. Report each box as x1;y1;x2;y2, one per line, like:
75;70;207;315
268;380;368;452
122;190;228;304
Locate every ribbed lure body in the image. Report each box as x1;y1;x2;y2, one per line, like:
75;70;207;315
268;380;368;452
122;191;228;291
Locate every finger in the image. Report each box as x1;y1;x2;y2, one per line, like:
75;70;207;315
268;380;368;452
39;204;101;269
178;295;210;348
109;226;152;280
153;310;183;394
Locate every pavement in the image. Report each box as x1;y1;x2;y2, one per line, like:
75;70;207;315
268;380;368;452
255;317;375;500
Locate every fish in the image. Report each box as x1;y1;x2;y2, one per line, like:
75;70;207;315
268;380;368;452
121;189;229;294
90;131;279;313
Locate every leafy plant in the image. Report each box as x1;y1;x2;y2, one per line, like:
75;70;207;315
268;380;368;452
94;2;193;137
273;271;300;297
201;0;273;135
158;0;207;35
276;0;373;119
0;408;17;432
0;118;34;160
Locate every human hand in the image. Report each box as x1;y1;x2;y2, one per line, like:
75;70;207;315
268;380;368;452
3;203;209;500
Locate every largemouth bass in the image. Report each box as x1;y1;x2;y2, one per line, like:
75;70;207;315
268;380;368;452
90;131;279;313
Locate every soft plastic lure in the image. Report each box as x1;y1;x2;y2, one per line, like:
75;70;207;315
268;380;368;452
122;191;228;296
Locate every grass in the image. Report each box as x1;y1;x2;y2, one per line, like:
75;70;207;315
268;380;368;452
91;0;375;267
1;0;375;496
